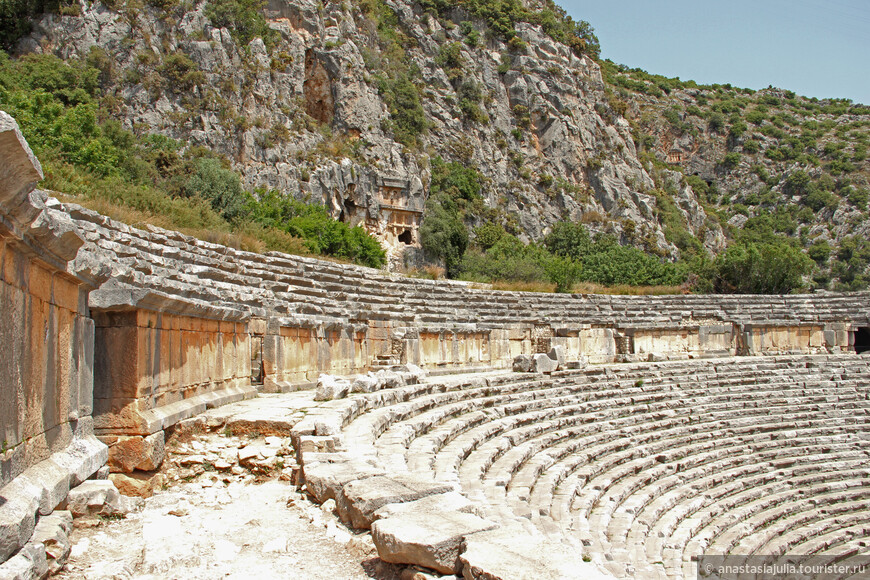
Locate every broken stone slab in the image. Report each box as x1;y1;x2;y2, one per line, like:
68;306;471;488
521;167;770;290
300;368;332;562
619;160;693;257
351;373;379;394
61;480;127;517
459;527;611;580
374;370;406;389
302;460;386;504
109;471;165;499
105;431;166;473
547;346;566;369
512;355;533;373
314;374;351;401
373;491;482;520
31;511;72;575
372;510;497;574
0;541;48;580
0;487;39;562
532;353;558;374
336;474;455;529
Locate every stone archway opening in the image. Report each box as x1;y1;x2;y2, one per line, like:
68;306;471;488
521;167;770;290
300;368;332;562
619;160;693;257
855;327;870;354
398;229;413;245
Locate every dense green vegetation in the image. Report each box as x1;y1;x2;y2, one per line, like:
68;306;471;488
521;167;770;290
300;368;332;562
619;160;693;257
0;51;386;267
358;0;428;148
604;55;870;292
419;0;600;60
205;0;276;47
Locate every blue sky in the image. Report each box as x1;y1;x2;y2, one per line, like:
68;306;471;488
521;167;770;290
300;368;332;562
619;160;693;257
558;0;870;105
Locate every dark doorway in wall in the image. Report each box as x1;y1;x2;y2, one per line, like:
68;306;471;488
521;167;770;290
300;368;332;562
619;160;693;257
251;335;264;385
855;328;870;354
398;229;413;245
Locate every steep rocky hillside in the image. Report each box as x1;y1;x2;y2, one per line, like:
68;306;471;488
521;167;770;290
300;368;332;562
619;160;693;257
12;0;716;258
603;63;870;290
2;0;867;289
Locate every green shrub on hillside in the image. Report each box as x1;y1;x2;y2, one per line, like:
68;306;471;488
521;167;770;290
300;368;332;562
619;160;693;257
713;240;812;294
0;51;386;268
249;189;386;267
205;0;275;47
420;193;468;277
418;0;600;59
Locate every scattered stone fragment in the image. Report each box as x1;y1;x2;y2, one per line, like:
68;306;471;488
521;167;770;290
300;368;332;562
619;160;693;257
30;511;72;575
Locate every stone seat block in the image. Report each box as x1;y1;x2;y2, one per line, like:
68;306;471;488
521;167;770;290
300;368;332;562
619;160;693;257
372;510;497;574
336;474;455;529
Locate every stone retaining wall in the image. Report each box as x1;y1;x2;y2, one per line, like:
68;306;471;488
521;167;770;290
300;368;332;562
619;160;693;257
0;112;107;566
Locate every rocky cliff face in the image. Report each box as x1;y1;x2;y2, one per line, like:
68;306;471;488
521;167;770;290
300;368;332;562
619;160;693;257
19;0;721;267
605;65;870;288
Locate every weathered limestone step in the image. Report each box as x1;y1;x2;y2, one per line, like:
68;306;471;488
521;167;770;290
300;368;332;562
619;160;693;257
371;510;497;574
459;526;610;580
300;453;387;504
336;474;455;529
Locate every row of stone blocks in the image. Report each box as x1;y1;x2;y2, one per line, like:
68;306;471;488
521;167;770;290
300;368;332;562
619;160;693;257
57;200;870;330
291;354;870;579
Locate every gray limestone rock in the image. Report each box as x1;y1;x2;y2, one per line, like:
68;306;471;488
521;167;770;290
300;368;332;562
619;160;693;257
62;480;127;517
314;375;351;401
336;474;454;529
459;527;610;580
512;355;533;373
372;511;497;574
532;353;558;374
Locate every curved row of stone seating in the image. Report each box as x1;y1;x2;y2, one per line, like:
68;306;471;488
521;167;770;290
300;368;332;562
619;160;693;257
56;200;870;330
295;355;870;579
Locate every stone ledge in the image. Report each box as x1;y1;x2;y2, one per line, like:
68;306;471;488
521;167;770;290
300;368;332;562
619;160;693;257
90;279;250;322
0;436;106;562
130;384;259;436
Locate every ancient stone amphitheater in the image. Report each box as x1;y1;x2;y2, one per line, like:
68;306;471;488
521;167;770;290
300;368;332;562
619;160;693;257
3;110;870;579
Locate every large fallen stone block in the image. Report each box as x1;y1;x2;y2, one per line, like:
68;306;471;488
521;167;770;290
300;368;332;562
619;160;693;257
372;510;497;574
351;373;379;394
547;346;566;369
459;527;611;580
337;474;454;529
532;353;558;374
314;375;351;401
512;355;533;373
62;480;126;517
106;431;165;473
302;460;386;503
